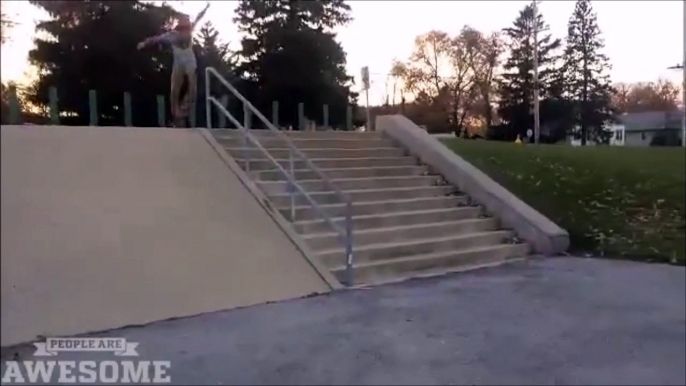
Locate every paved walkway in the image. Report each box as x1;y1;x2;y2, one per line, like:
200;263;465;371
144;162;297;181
4;257;683;385
1;126;329;346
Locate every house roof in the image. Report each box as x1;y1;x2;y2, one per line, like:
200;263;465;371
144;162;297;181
618;110;683;132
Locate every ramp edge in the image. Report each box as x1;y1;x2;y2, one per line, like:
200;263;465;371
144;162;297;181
195;127;343;291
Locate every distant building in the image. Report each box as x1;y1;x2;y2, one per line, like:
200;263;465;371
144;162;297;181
613;110;683;147
568;110;683;147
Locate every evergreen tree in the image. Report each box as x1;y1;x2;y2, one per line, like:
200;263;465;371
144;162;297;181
196;21;236;78
562;0;615;145
195;21;240;127
497;4;561;140
27;1;180;126
234;0;356;128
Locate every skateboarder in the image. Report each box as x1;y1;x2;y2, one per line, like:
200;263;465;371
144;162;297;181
137;3;210;127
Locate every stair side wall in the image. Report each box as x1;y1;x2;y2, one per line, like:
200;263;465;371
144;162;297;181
376;115;570;256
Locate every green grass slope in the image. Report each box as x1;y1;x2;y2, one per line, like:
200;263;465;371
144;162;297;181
443;139;685;264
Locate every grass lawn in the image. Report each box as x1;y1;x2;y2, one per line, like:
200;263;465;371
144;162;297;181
443;139;685;265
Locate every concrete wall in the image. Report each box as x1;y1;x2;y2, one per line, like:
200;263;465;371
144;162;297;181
1;125;329;346
377;115;569;256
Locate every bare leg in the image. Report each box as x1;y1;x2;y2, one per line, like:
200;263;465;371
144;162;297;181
186;69;197;115
170;65;184;125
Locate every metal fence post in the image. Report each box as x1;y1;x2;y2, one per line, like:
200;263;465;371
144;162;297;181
156;95;165;127
298;102;305;131
8;84;21;124
89;90;98;126
124;92;133;127
323;104;329;130
272;101;279;128
218;95;228;128
49;86;60;125
244;103;252;130
346;105;353;131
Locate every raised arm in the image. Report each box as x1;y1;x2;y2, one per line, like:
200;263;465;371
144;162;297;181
192;2;211;28
137;31;177;50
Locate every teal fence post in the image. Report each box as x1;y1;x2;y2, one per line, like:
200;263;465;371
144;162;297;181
89;90;98;126
244;103;252;130
8;84;21;124
346;105;353;131
272;101;279;128
218;95;228;128
190;104;196;128
323;104;329;130
298;102;305;131
49;86;60;125
156;95;165;127
124;92;132;127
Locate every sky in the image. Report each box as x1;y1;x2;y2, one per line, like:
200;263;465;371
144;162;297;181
1;0;683;106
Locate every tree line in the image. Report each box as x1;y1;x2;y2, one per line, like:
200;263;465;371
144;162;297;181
386;0;682;144
1;0;358;128
1;0;681;139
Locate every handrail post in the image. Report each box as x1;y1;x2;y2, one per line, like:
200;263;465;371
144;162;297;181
289;147;295;221
205;69;212;129
243;101;250;172
204;67;355;287
345;201;354;286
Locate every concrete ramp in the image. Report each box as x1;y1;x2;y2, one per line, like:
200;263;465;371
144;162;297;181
1;125;329;346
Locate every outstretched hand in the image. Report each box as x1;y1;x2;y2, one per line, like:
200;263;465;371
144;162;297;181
137;41;146;50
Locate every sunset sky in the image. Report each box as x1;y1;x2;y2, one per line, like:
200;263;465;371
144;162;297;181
1;0;683;105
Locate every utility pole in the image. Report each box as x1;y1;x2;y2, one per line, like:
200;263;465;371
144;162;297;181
532;0;541;145
669;0;685;148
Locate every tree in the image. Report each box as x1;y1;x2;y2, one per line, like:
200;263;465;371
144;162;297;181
498;4;562;140
612;79;680;113
393;28;496;135
1;10;14;45
196;21;236;77
562;0;615;145
195;21;239;127
234;0;356;128
27;1;181;126
1;7;14;122
471;32;504;128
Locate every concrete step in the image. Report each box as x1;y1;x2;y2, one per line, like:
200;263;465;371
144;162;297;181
237;157;419;172
269;186;458;207
280;196;468;222
318;230;514;269
218;137;396;149
253;165;429;182
227;147;405;160
331;243;531;285
293;207;482;234
237;157;419;171
258;175;443;195
302;218;499;251
211;129;383;139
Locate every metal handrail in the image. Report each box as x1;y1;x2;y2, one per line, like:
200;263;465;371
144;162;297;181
205;67;355;286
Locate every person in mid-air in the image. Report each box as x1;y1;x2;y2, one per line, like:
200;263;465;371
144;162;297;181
137;3;210;127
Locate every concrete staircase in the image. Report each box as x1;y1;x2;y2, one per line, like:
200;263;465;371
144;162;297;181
214;129;531;285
